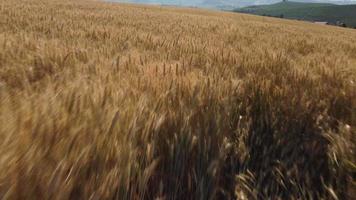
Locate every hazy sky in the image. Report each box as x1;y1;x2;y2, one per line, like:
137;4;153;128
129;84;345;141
109;0;356;8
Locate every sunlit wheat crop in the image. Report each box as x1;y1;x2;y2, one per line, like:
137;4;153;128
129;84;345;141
0;0;355;199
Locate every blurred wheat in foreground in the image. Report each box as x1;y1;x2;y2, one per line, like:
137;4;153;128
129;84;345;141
0;0;355;199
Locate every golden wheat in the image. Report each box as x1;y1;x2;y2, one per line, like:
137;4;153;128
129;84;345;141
0;0;355;199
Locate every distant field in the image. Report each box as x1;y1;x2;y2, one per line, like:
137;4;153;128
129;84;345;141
0;0;355;199
236;1;356;27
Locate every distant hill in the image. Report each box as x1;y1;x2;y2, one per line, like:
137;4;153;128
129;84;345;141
236;1;356;27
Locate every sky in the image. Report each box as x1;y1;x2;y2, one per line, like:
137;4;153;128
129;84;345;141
109;0;356;8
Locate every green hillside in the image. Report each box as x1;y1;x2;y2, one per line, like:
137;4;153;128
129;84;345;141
236;1;356;27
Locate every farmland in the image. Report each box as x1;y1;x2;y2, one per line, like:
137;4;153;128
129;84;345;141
0;0;355;199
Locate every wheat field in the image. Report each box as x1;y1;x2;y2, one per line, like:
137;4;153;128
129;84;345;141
0;0;355;199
